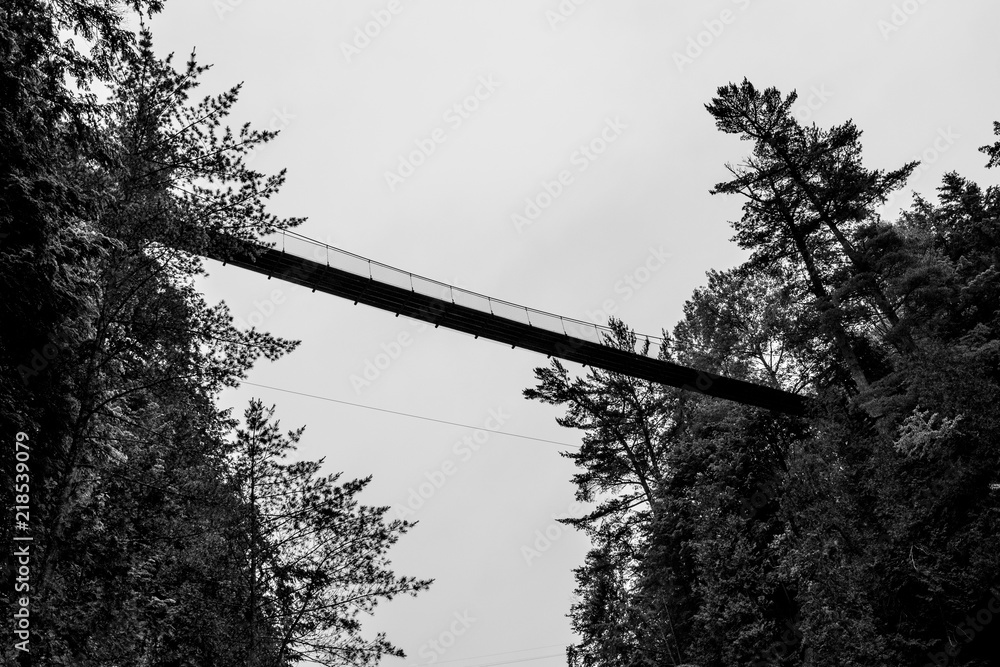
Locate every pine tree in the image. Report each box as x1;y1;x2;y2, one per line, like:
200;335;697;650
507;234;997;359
705;79;917;389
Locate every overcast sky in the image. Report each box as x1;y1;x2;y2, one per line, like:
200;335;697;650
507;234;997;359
150;1;1000;665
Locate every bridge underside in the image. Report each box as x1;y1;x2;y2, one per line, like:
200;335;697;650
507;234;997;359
205;239;807;416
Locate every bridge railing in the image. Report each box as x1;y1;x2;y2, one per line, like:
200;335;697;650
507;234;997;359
272;230;669;361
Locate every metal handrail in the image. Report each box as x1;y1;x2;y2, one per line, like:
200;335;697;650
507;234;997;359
274;229;670;358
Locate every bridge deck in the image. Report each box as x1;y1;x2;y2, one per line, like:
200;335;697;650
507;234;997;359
205;233;808;416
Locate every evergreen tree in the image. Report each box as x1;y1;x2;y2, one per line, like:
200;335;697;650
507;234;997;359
705;79;917;389
227;400;432;667
529;82;1000;667
1;3;431;664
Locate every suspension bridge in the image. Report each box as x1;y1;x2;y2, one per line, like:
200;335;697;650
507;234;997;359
204;230;808;416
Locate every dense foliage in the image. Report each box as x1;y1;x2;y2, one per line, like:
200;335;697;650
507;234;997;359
0;2;428;664
529;81;1000;666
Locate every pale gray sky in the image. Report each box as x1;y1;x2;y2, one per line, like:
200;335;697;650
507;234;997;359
152;1;999;665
